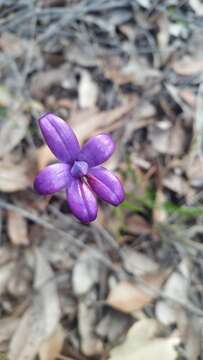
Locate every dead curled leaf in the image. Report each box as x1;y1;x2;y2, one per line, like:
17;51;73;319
148;121;186;156
0;112;29;157
155;259;190;326
39;325;65;360
72;249;103;296
78;70;98;109
71;100;136;143
107;270;170;313
7;210;29;246
109;319;180;360
0;157;30;192
30;65;71;99
37;145;56;170
0;261;16;295
0;317;19;344
125;215;152;236
121;248;159;276
171;57;203;76
9;249;61;360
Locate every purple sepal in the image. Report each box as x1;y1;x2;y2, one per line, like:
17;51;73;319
87;166;125;205
78;134;115;167
39;113;80;164
34;163;71;194
67;179;98;223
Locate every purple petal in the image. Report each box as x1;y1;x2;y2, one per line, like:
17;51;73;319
34;163;71;194
67;179;98;223
39;113;80;163
78;134;115;167
87;166;125;206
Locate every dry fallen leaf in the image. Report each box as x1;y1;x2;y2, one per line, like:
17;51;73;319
0;317;19;345
189;0;203;15
7;210;29;246
0;32;24;57
126;337;179;360
0;112;29;157
71;100;135;143
163;174;188;196
0;261;15;295
109;319;179;360
78;294;103;357
171;56;203;76
72;249;103;296
39;325;65;360
194;83;203;157
107;270;169;313
37;145;56;170
9;249;61;360
0;157;30;192
148;121;186;156
153;190;167;223
121;248;159;276
78;70;98;109
156;259;190;326
30;65;71;99
125;215;152;236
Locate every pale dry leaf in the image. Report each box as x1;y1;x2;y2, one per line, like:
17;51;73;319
195;83;203;156
109;319;160;360
39;325;65;360
179;89;196;108
96;310;132;343
7;210;29;245
129;337;179;360
31;66;71;99
78;71;98;109
171;56;203;76
157;12;169;50
149;121;186;156
121;248;159;276
0;112;29;157
125;215;153;236
0;246;17;265
0;157;30;192
184;316;201;360
107;270;169;313
0;317;19;344
9;249;61;360
189;0;203;15
163;174;188;196
37;145;56;170
136;0;151;8
72;249;103;296
169;23;189;38
156;259;190;326
78;293;103;357
103;66;135;86
155;301;177;326
122;57;161;86
163;259;190;302
153;190;167;223
0;261;15;295
110;319;179;360
0;32;24;56
0;86;13;107
71;100;135;143
185;153;203;187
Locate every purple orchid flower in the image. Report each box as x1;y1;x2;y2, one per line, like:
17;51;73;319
34;113;125;223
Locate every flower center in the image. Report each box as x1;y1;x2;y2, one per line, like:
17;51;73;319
71;161;88;178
